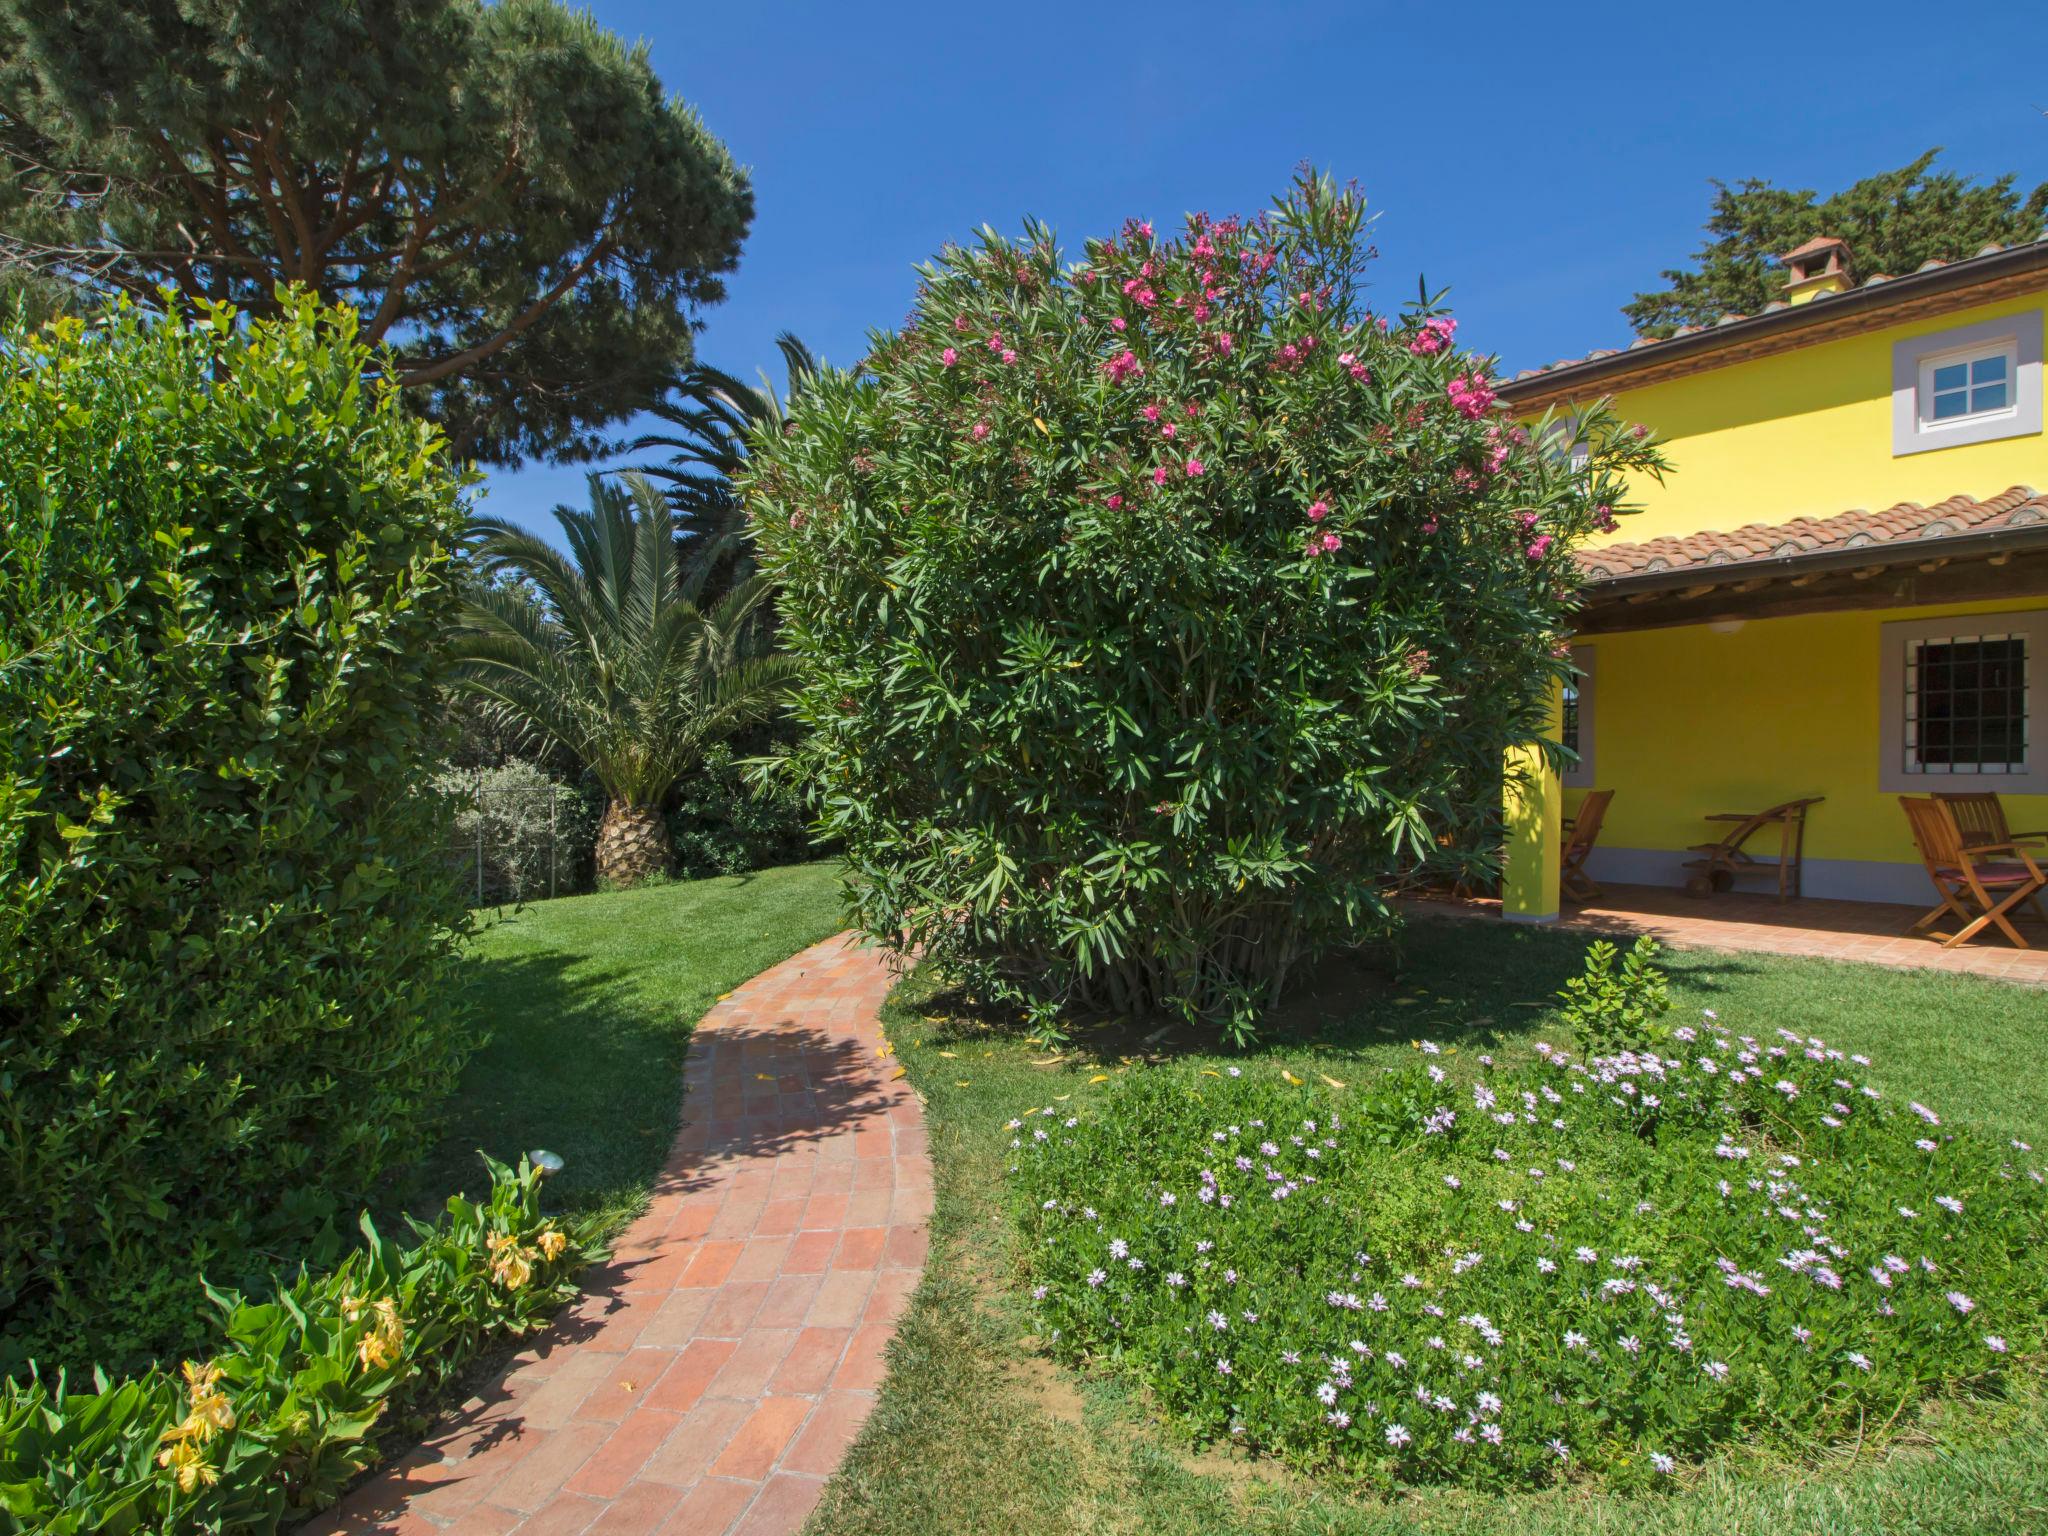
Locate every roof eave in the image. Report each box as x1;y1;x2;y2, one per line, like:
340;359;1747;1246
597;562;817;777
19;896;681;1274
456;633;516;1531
1579;522;2048;603
1500;241;2048;405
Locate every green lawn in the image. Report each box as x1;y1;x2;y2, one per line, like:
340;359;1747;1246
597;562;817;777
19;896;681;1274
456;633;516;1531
808;919;2048;1536
400;862;847;1233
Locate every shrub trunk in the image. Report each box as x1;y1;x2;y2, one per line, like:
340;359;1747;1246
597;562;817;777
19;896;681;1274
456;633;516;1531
596;801;671;886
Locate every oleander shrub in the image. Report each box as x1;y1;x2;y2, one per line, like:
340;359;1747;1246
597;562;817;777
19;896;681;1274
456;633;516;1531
0;295;473;1374
748;170;1666;1042
1008;1012;2047;1490
0;1157;598;1536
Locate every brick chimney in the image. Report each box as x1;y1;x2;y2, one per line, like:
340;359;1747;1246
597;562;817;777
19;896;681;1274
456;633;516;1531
1779;236;1853;305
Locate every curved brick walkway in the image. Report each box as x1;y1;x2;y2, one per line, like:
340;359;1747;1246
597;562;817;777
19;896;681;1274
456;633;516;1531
307;933;920;1536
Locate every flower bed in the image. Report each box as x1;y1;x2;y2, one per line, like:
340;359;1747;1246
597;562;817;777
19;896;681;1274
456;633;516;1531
0;1157;598;1534
1008;1022;2045;1490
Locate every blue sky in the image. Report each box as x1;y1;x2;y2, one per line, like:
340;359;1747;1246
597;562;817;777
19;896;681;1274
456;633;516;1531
483;0;2048;536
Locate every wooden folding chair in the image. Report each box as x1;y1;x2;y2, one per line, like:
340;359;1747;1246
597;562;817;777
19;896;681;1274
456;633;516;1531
1899;796;2048;950
1561;789;1613;903
1934;791;2048;855
1682;797;1823;901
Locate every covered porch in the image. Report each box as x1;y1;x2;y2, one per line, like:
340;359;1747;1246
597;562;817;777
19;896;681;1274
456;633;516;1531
1500;487;2048;961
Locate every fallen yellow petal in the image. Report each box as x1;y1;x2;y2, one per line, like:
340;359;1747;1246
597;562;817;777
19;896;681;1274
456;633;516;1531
1281;1070;1304;1086
1320;1074;1347;1089
891;1067;907;1080
938;1051;958;1059
955;1080;972;1087
1201;1069;1221;1078
1089;1074;1110;1084
717;991;733;1000
1054;1093;1072;1101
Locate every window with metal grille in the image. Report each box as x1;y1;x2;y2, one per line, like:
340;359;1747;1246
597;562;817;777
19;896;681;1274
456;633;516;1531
1903;634;2028;775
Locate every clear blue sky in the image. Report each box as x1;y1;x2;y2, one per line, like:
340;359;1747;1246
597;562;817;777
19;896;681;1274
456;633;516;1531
482;0;2048;536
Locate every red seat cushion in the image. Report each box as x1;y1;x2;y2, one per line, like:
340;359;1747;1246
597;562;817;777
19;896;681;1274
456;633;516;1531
1935;863;2041;886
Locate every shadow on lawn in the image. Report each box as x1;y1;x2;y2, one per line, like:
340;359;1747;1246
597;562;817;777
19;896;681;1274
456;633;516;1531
907;916;1777;1068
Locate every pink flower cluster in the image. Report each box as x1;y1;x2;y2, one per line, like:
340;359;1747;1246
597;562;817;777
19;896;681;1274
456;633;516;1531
1446;374;1496;420
1408;316;1457;356
1102;349;1143;383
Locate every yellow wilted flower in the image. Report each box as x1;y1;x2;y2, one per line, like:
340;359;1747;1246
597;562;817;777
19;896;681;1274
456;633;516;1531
169;1361;235;1440
536;1228;568;1261
356;1297;406;1371
157;1436;218;1493
487;1230;534;1290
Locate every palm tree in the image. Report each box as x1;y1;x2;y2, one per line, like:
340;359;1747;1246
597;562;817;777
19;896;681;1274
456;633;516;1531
627;332;819;601
449;472;797;887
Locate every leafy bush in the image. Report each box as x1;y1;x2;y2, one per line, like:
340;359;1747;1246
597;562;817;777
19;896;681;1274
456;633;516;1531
0;1157;596;1535
1008;1021;2045;1490
748;171;1665;1042
668;743;814;879
1558;937;1671;1058
0;295;473;1372
436;759;601;904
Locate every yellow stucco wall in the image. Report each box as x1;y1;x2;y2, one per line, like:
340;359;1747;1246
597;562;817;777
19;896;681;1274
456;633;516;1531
1576;292;2048;547
1563;596;2048;886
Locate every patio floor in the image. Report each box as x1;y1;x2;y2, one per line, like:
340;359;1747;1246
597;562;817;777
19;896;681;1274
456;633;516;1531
1409;883;2048;986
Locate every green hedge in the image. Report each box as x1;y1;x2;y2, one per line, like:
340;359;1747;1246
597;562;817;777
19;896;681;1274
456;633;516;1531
0;1157;598;1535
0;295;474;1373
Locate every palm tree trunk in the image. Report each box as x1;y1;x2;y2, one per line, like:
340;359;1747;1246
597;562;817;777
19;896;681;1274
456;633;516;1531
596;801;670;887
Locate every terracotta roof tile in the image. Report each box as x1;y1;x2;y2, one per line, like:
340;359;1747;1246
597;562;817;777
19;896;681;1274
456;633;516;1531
1577;486;2048;582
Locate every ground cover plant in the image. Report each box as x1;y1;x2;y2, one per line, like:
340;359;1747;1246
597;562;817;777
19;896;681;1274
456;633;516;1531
808;923;2048;1536
749;172;1665;1042
0;295;472;1375
0;1158;595;1536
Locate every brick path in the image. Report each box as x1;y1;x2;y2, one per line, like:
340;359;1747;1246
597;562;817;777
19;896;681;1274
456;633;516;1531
307;933;920;1536
1411;883;2048;985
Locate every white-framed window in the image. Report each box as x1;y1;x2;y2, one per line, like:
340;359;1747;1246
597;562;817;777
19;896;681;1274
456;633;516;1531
1878;609;2046;794
1920;344;2015;425
1561;645;1596;788
1892;311;2043;456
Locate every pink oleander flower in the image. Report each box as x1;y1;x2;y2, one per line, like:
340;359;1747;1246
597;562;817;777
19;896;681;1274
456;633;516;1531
1142;403;1161;421
1102;349;1143;382
1185;458;1204;477
1420;518;1438;534
1153;465;1170;486
971;420;990;441
1593;503;1618;533
1215;332;1234;354
1105;493;1123;510
1110;316;1128;332
1408;316;1457;355
940;347;958;368
1349;363;1370;380
1307;500;1329;523
1446;373;1496;419
1161;422;1176;438
1001;348;1017;365
953;314;969;332
1526;534;1554;560
1320;530;1341;552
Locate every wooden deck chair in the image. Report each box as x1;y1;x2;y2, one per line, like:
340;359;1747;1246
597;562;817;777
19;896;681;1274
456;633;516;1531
1899;796;2048;950
1933;791;2048;855
1682;796;1823;902
1560;789;1613;903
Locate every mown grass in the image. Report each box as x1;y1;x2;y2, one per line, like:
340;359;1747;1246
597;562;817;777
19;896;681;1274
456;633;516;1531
809;919;2048;1536
398;861;848;1235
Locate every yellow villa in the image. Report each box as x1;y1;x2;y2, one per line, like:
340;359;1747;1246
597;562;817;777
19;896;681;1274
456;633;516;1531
1496;234;2048;933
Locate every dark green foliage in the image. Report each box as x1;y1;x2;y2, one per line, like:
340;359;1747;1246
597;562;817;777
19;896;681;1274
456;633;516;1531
1625;150;2048;336
0;1157;596;1535
1556;936;1670;1058
628;333;822;605
748;172;1666;1042
0;294;473;1374
0;0;753;464
668;743;815;879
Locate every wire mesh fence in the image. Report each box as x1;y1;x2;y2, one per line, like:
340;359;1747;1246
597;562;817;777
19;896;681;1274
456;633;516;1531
437;767;599;907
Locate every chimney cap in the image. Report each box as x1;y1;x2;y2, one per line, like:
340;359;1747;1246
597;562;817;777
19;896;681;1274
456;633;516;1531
1780;235;1852;263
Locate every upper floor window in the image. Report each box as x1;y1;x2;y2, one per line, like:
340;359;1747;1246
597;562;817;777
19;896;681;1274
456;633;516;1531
1921;345;2014;424
1892;311;2042;456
